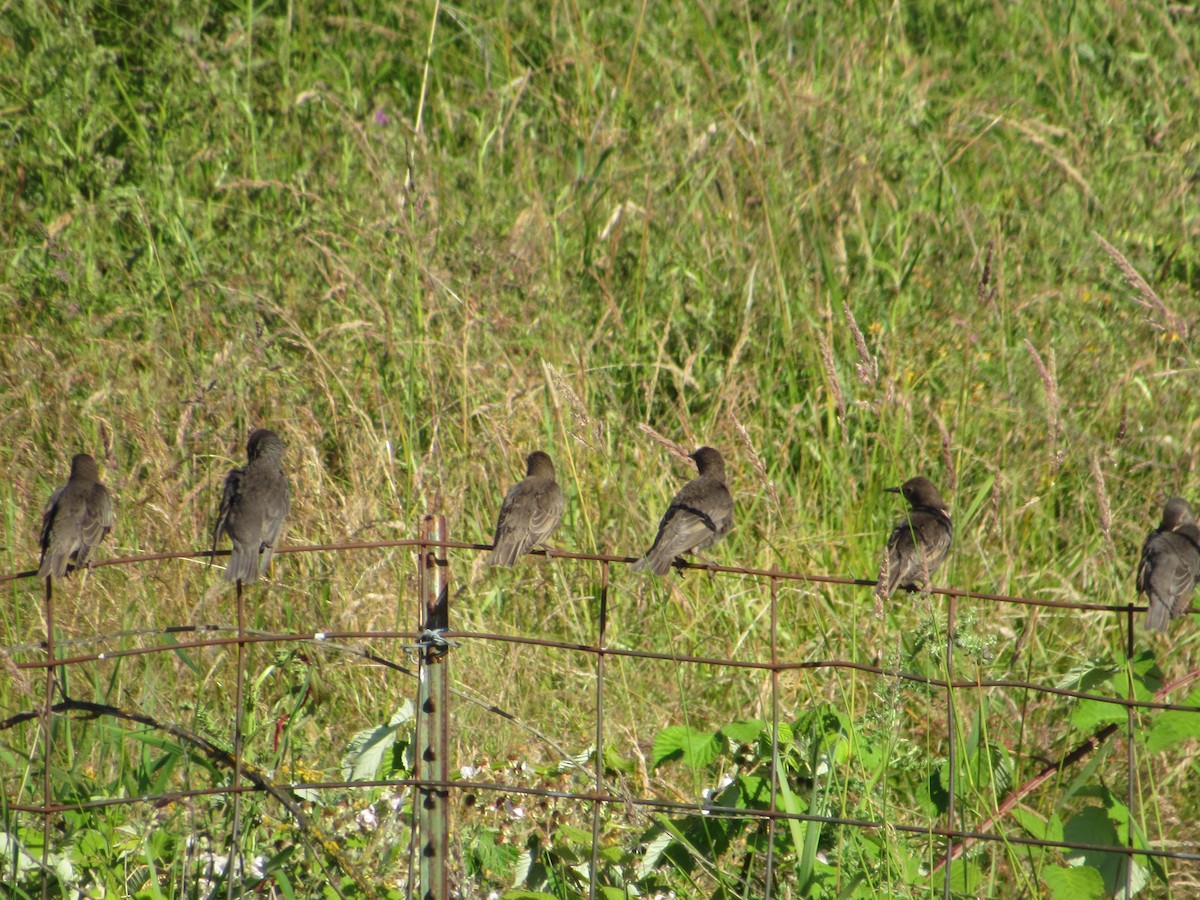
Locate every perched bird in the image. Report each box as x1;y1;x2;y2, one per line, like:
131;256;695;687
874;476;953;603
213;429;291;584
632;446;734;576
486;450;565;566
39;453;114;579
1137;497;1200;633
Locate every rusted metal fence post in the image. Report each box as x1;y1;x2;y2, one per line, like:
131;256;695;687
589;560;610;900
42;577;55;900
943;593;956;899
417;515;450;900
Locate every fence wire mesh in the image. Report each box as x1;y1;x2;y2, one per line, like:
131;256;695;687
4;522;1200;898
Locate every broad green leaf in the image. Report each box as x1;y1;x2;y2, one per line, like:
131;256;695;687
651;725;722;769
1043;865;1105;900
1071;697;1125;731
1010;808;1063;843
1146;686;1200;752
341;701;415;781
720;719;766;743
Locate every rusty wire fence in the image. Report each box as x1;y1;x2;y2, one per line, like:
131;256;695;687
4;514;1200;898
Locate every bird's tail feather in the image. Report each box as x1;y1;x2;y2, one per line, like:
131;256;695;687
1144;600;1169;634
39;550;70;580
224;544;261;584
632;549;673;576
485;541;522;567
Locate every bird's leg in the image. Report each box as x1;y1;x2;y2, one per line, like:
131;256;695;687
693;553;720;580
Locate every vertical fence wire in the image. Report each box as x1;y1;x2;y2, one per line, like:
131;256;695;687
1126;604;1136;898
943;592;956;899
227;580;246;900
40;577;53;900
589;558;610;900
764;576;780;897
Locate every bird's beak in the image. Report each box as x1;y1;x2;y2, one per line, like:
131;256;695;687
884;486;901;494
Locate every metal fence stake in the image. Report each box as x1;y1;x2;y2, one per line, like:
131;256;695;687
417;515;449;900
589;559;610;900
765;577;779;897
41;576;54;900
944;593;956;899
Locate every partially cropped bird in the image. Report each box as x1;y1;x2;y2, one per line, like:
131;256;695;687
874;476;952;604
632;446;734;576
1137;497;1200;634
212;429;291;584
39;453;114;579
486;450;565;566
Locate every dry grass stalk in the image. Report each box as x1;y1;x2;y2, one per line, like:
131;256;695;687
815;328;847;439
544;363;602;450
1094;232;1188;339
1090;453;1115;557
729;410;781;512
1023;339;1064;472
842;301;877;387
1004;116;1096;203
873;548;889;618
636;424;693;468
989;467;1003;536
926;401;957;493
977;240;997;305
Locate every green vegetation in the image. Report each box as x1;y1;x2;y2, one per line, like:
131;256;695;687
2;0;1199;896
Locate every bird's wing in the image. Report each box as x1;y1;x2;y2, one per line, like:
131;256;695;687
256;467;290;548
212;466;244;550
40;486;65;552
526;482;565;545
1136;531;1156;596
77;484;114;560
649;502;718;560
1161;533;1200;616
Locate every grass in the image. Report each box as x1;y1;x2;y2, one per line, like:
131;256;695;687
2;0;1199;896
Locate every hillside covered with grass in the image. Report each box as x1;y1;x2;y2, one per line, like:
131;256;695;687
2;1;1199;897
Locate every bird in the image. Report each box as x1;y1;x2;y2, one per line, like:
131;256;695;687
212;429;291;584
39;453;114;579
632;446;734;576
1137;497;1200;633
874;476;953;604
486;450;565;566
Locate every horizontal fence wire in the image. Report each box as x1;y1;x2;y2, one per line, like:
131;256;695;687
4;534;1199;898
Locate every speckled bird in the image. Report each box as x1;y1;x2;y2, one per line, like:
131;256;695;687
39;453;114;579
213;429;291;584
632;446;734;576
874;476;952;602
1137;497;1200;634
486;450;565;566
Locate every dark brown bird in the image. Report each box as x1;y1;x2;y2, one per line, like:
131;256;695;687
486;450;565;566
1137;497;1200;633
39;453;114;579
632;446;734;576
213;429;291;584
875;476;952;602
